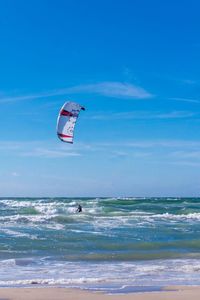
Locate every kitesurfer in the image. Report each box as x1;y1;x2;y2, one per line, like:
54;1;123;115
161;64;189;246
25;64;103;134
77;204;82;213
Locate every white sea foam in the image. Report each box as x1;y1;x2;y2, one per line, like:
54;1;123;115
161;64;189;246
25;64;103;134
0;259;16;267
1;259;200;287
0;277;106;286
152;212;200;221
1;228;38;239
0;214;56;223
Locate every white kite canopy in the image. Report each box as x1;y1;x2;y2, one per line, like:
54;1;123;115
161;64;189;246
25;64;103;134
57;101;85;144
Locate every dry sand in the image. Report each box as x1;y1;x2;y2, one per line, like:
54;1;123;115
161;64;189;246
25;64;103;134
0;286;199;300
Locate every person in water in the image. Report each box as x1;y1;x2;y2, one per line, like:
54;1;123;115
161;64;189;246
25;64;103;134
77;204;82;213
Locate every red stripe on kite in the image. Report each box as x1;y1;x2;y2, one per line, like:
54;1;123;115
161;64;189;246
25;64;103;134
60;109;73;117
58;133;73;138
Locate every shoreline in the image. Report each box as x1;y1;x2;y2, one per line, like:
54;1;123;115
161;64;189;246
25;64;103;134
0;286;200;300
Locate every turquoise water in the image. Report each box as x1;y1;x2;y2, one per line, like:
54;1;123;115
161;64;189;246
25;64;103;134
0;197;200;289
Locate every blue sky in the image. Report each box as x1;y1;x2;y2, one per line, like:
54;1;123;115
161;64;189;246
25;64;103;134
0;0;200;197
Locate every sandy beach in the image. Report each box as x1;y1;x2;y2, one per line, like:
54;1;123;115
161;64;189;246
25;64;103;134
0;286;199;300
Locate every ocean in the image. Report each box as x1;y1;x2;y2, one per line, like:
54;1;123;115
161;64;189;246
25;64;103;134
0;197;200;292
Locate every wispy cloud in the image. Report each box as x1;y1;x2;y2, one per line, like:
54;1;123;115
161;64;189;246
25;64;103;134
0;81;153;103
170;150;200;159
0;141;81;158
169;97;200;104
91;110;197;120
180;79;197;85
21;148;81;158
98;140;200;149
68;82;153;99
2;139;200;172
154;111;196;119
0;90;65;104
111;150;152;158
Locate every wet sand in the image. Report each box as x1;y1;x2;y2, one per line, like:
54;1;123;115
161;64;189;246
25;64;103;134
0;286;199;300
